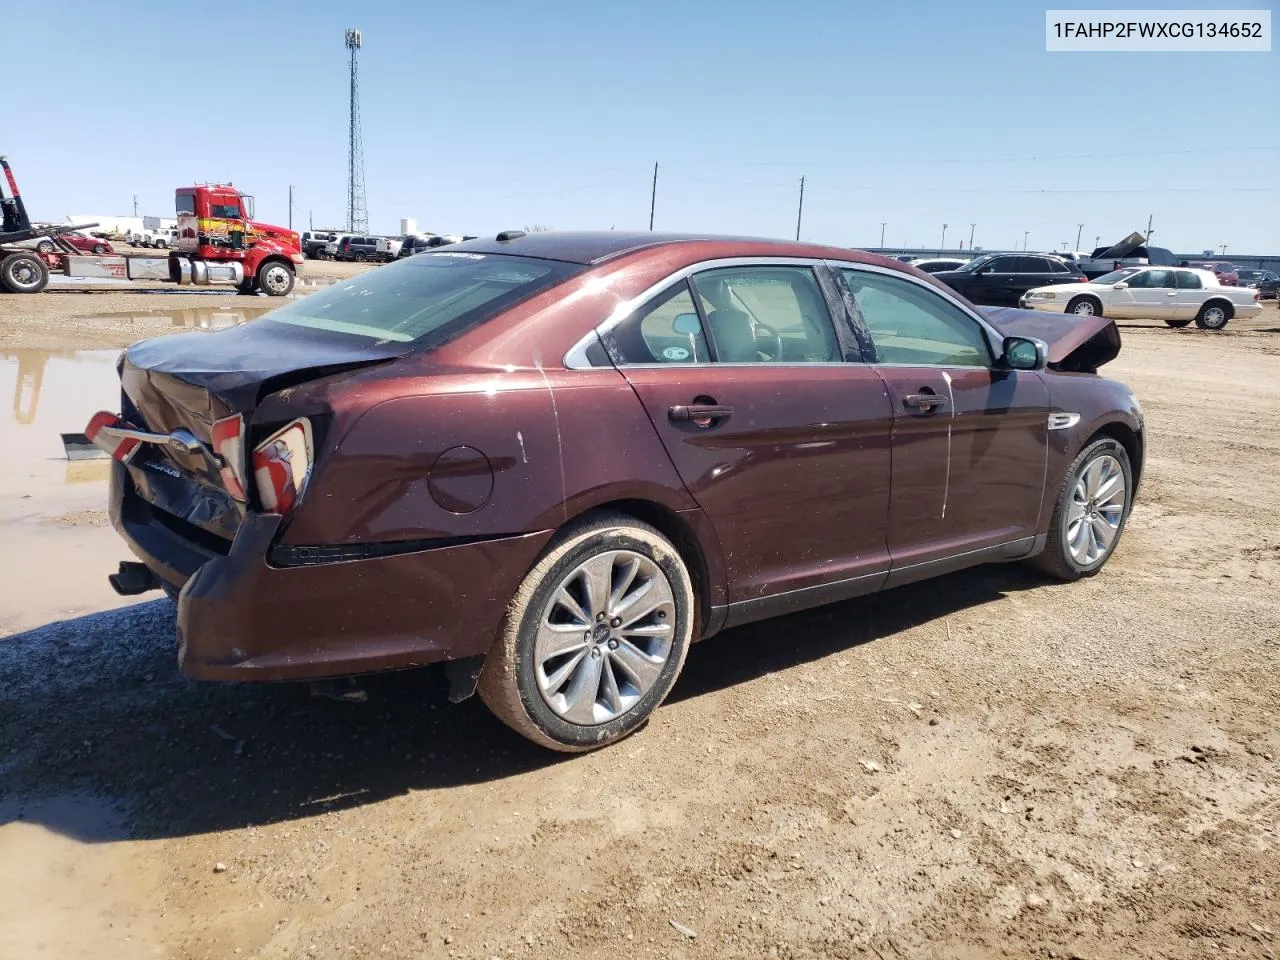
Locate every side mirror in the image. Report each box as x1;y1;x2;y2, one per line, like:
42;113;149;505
1002;336;1048;371
672;312;702;336
1112;282;1128;290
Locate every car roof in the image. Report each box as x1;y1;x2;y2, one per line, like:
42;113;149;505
450;230;900;266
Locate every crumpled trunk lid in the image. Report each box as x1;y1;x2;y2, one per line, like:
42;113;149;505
978;306;1121;372
118;320;405;542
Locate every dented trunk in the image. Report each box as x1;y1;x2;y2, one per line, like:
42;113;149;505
978;306;1121;373
115;321;403;543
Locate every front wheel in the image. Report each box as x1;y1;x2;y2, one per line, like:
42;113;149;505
1065;295;1102;318
1195;301;1231;330
1164;319;1192;328
92;243;108;254
257;261;295;297
0;252;50;294
36;239;55;254
1032;437;1132;581
478;513;695;752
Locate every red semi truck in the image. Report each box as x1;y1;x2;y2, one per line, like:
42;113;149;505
0;156;303;296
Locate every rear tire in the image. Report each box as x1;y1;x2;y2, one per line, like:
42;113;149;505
36;239;55;254
478;512;695;753
1164;319;1192;328
1065;295;1102;318
257;261;295;297
1032;437;1133;582
92;242;108;254
1194;300;1231;330
236;278;259;296
0;252;50;294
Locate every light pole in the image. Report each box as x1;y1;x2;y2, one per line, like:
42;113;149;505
1075;223;1084;251
879;222;886;248
1220;244;1228;255
940;223;948;254
969;223;976;250
1023;230;1030;251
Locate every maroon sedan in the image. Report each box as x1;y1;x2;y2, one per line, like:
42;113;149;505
88;232;1144;752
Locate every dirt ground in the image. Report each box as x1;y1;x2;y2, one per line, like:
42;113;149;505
1;283;1277;960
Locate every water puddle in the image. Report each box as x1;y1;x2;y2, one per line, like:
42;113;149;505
79;304;275;331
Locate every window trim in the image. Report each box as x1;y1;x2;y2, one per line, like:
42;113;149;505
564;257;857;369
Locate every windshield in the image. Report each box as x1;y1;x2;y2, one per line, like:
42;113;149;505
955;254;997;273
265;251;581;344
1092;267;1142;285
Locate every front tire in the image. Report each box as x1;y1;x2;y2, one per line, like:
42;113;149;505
1194;300;1231;330
0;252;50;294
257;261;295;297
1066;295;1102;318
1032;438;1132;582
92;242;108;254
1164;319;1192;328
36;239;55;254
478;513;694;753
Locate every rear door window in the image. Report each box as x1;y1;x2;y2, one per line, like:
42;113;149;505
688;266;840;363
1175;271;1203;289
609;282;710;365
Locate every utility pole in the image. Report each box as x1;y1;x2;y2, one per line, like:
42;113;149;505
1220;243;1228;255
1023;230;1030;251
288;184;294;230
1076;223;1084;251
795;176;805;242
969;223;976;250
132;194;138;217
309;209;313;231
649;162;658;231
940;223;948;254
879;222;886;248
1145;214;1153;243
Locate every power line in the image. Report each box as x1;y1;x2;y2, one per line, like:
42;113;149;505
721;144;1280;167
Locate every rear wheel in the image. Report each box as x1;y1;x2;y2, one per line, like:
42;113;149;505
478;513;694;752
1164;319;1192;328
257;261;295;296
1032;437;1132;582
92;242;108;254
36;239;55;254
1195;301;1231;330
0;252;50;294
1066;295;1102;317
236;278;259;295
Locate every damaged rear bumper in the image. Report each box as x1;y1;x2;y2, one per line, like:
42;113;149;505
108;462;553;682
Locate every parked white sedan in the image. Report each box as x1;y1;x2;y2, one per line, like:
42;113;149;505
1019;265;1262;329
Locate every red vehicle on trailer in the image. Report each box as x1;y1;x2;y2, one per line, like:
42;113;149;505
0;156;303;296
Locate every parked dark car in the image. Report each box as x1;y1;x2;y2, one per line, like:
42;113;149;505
87;232;1144;752
931;253;1088;306
397;234;453;258
1250;272;1280;299
300;231;336;260
335;235;379;262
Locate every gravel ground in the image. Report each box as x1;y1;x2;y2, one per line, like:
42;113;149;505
0;293;1277;959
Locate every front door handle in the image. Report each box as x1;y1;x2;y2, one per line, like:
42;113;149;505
903;393;947;412
669;404;733;423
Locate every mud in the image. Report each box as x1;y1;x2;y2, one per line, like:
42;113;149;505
0;295;1277;959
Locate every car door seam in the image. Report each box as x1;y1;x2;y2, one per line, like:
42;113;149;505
941;370;955;520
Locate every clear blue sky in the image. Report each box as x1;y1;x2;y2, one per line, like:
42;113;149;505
10;0;1279;253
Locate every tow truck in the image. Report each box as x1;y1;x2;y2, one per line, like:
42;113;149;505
0;155;303;296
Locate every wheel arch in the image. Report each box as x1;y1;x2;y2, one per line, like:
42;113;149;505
1087;420;1144;497
1201;296;1234;316
556;498;722;641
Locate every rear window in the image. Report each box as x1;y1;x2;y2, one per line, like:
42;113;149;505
265;252;581;344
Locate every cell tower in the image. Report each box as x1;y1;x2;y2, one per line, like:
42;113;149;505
344;28;368;234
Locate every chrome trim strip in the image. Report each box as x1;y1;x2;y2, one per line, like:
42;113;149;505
889;536;1038;575
1048;412;1081;431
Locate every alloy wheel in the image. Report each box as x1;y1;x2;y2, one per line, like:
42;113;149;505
534;550;676;725
1202;306;1227;329
1072;300;1096;316
1066;454;1126;566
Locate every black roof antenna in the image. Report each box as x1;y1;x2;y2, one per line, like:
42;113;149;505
495;230;526;242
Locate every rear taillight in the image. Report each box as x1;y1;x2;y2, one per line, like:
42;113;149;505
252;418;313;515
212;414;247;501
1077;276;1088;282
85;410;139;462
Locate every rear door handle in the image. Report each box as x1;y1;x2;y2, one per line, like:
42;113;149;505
668;404;733;423
903;394;947;411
